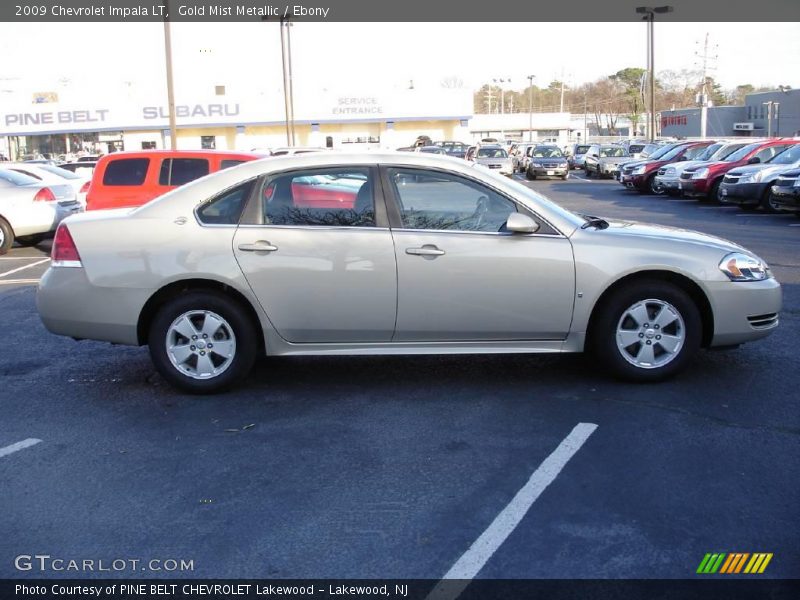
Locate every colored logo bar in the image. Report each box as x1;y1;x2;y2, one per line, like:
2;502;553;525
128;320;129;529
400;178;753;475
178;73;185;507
697;553;773;574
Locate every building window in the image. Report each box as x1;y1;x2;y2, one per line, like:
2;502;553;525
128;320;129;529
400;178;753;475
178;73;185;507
215;85;226;96
141;141;157;150
747;106;752;120
340;136;380;144
201;135;216;149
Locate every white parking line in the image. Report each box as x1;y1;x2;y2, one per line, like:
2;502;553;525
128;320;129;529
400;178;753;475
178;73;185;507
0;278;40;286
426;422;598;600
0;438;42;459
789;223;800;227
735;213;792;218
0;258;49;278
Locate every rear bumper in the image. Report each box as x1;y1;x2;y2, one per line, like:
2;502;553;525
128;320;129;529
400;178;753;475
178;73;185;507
718;182;767;205
706;278;782;347
12;201;82;237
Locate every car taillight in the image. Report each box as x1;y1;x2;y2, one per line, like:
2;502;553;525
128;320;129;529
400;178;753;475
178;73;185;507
79;181;91;193
33;187;56;202
51;224;82;265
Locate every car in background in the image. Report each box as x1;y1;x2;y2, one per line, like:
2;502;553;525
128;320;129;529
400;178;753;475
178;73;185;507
654;142;746;196
435;141;469;159
770;168;800;215
0;168;81;253
525;145;569;180
620;141;715;194
583;145;629;179
719;144;800;212
512;143;536;173
4;162;92;208
87;150;264;211
569;144;592;170
268;147;326;157
416;145;447;155
471;145;513;176
679;139;797;202
36;151;782;393
77;155;102;162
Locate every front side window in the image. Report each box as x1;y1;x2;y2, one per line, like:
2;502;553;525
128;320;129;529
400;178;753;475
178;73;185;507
159;158;210;186
769;144;800;165
683;145;711;160
755;144;791;162
102;158;149;186
262;167;374;227
388;168;517;233
196;180;255;225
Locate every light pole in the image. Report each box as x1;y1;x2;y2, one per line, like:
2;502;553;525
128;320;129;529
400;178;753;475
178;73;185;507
763;101;777;137
162;0;177;150
492;78;510;114
636;6;673;142
527;74;535;142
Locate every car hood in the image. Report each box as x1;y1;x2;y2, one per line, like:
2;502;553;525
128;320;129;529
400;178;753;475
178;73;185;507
598;156;627;164
586;218;747;254
728;163;800;178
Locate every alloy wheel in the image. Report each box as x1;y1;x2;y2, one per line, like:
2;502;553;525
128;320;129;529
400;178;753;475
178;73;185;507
165;310;237;380
615;299;685;369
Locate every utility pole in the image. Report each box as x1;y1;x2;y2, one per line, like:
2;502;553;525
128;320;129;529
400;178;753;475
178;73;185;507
636;6;674;142
527;74;535;142
763;101;775;137
162;0;177;150
694;32;718;139
484;88;494;114
279;19;292;146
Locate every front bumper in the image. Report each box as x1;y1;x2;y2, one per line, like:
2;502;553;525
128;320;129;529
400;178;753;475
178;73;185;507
770;185;800;212
654;175;681;193
530;166;568;177
620;173;646;190
706;278;782;347
678;178;711;197
718;182;768;206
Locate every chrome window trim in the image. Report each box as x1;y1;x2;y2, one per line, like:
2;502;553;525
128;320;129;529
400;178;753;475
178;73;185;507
236;224;391;232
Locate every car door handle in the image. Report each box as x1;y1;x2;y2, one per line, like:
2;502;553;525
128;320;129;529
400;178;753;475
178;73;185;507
238;241;278;252
406;245;445;256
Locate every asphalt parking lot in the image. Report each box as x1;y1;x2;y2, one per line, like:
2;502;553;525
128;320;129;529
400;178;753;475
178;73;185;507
1;175;798;583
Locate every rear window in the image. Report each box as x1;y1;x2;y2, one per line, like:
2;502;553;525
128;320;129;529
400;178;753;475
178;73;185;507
159;158;210;186
37;164;82;180
628;144;646;153
0;169;40;186
575;145;591;154
103;158;150;186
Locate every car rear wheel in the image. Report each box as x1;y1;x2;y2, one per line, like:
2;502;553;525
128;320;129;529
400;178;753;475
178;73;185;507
0;218;13;255
15;234;47;247
590;280;701;382
148;291;258;394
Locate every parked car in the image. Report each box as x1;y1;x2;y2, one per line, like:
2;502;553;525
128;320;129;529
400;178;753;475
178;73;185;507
36;152;781;393
471;145;513;176
86;150;264;211
654;142;747;196
416;145;447;155
0;168;81;253
619;141;715;194
58;161;98;178
769;168;800;215
435;141;469;159
569;144;592;170
679;140;797;202
718;144;800;212
583;145;629;179
4;162;92;208
268;147;325;157
525;145;569;180
512;143;536;173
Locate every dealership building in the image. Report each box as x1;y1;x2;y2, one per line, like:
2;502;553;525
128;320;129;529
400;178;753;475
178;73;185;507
659;88;800;139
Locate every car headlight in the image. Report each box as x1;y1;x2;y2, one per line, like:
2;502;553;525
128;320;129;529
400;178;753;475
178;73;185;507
632;166;647;174
692;168;709;179
739;171;763;184
718;252;770;282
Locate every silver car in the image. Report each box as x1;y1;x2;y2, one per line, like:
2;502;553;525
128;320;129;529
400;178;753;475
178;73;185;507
37;152;781;393
471;145;513;176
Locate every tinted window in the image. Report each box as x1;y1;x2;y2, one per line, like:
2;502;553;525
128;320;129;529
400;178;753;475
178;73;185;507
103;158;149;186
628;144;646;153
770;144;800;164
220;159;246;170
159;158;210;186
388;168;517;233
262;167;374;227
196;180;255;225
575;145;591;154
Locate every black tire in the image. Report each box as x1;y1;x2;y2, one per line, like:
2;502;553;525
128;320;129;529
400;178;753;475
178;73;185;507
584;168;592;178
526;167;536;180
15;233;47;247
647;174;665;196
148;290;258;394
759;188;780;214
705;179;722;204
589;280;702;383
561;173;569;180
0;218;13;255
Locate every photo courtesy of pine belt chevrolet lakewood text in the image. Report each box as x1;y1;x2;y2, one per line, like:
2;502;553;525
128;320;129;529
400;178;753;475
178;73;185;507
36;152;781;393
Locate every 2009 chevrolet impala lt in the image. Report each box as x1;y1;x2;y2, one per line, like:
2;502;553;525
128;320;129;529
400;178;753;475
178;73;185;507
36;152;781;393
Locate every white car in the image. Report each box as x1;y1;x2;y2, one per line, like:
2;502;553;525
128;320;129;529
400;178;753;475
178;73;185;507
5;162;91;208
0;168;82;253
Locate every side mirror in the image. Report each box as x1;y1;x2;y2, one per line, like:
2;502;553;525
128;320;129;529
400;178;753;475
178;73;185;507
591;153;599;158
506;212;540;234
747;157;761;164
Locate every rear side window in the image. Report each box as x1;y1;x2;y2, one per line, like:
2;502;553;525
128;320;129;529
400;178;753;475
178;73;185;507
220;159;246;170
102;158;150;186
196;180;255;225
159;158;210;186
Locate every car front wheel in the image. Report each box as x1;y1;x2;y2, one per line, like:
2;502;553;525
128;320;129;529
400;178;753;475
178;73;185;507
148;291;258;394
590;280;701;382
760;189;780;214
0;218;13;255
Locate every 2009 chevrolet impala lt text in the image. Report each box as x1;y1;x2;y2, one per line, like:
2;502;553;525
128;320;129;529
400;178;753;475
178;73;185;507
36;152;781;393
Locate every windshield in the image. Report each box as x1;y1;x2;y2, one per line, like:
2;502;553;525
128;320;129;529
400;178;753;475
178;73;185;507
768;144;800;164
575;145;591;154
726;143;763;162
656;144;690;161
628;144;646;153
36;164;82;180
696;143;723;161
710;143;747;161
532;147;563;158
645;143;679;160
599;147;626;158
477;148;508;158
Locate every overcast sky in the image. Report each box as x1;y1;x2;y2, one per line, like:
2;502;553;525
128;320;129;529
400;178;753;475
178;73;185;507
1;22;798;100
